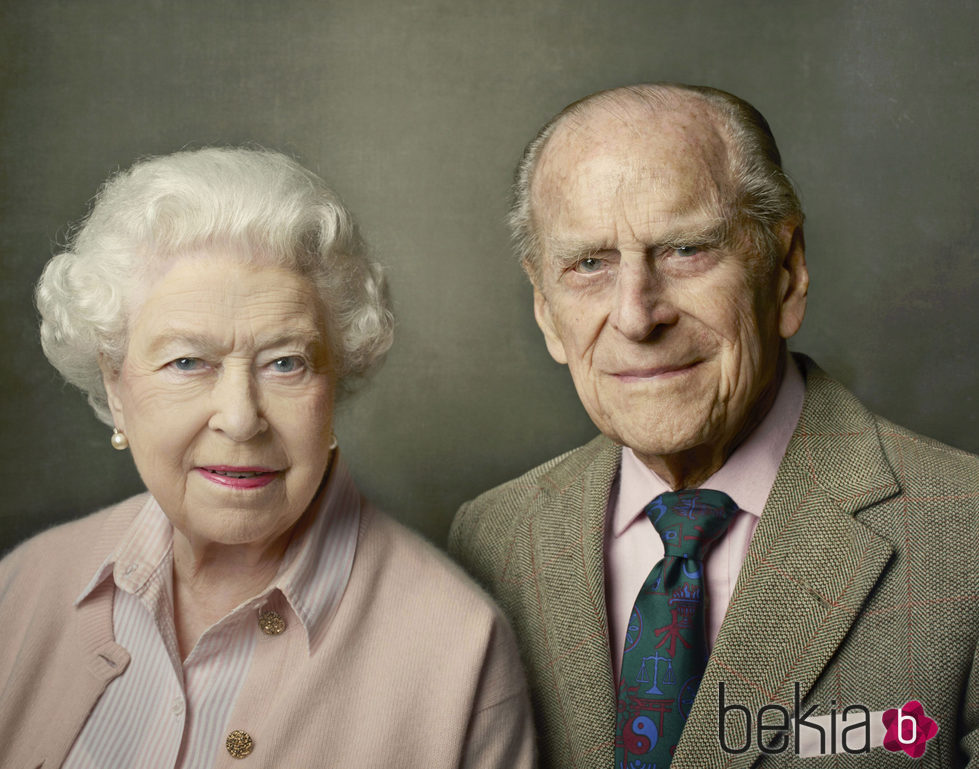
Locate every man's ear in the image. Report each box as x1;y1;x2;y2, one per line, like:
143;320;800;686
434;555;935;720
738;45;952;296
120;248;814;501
533;287;569;365
98;355;127;432
774;219;809;340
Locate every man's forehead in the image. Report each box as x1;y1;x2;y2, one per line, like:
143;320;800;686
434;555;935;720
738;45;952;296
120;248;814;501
561;93;722;143
530;97;733;241
534;95;730;194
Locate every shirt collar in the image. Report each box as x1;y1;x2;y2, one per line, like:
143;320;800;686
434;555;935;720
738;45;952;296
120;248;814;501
75;495;173;605
272;453;360;652
612;355;805;536
75;452;361;654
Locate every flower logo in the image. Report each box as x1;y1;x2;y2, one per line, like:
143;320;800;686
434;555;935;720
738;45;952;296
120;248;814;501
882;701;939;758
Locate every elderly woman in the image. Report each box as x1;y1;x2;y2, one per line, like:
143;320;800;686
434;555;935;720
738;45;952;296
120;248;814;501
0;148;534;768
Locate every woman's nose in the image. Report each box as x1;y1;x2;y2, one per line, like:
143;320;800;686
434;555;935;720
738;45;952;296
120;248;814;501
207;366;268;441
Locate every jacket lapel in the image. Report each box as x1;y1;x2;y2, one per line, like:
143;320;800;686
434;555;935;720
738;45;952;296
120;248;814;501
531;436;620;767
674;359;899;767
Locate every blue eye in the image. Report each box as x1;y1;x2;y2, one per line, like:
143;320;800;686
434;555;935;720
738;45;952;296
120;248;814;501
271;356;305;373
675;245;701;257
171;357;204;371
574;257;604;273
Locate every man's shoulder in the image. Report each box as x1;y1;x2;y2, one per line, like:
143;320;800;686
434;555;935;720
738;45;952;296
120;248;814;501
800;356;979;493
449;434;618;560
362;503;510;616
876;414;979;465
457;434;614;516
796;357;979;554
874;415;979;498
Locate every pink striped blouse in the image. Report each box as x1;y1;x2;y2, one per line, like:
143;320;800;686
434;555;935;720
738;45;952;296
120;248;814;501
62;457;360;769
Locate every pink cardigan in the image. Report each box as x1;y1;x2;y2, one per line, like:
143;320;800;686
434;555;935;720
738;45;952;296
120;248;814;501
0;494;535;768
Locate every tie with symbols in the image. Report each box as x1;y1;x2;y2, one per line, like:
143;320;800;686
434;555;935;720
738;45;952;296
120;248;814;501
615;489;739;769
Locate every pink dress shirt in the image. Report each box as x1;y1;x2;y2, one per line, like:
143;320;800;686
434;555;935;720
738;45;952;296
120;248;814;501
606;359;805;681
62;456;360;769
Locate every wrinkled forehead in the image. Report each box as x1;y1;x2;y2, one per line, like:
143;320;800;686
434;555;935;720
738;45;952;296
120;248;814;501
126;247;325;331
531;98;735;229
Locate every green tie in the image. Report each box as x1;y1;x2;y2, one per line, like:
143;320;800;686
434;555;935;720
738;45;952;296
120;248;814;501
615;489;739;769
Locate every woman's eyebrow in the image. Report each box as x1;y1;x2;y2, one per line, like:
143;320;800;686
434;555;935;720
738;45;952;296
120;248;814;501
146;328;324;355
145;330;219;355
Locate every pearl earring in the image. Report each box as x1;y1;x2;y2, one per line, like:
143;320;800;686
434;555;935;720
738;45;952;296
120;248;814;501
110;428;129;451
329;434;338;450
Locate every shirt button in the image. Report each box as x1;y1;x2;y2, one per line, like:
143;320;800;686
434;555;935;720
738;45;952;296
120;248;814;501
124;564;138;575
226;729;254;759
258;610;286;635
171;696;184;716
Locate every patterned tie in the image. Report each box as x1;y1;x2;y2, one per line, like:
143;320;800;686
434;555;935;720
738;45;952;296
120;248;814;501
615;489;739;769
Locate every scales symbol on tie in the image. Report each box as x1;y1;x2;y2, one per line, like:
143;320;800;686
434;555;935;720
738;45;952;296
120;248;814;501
636;650;676;695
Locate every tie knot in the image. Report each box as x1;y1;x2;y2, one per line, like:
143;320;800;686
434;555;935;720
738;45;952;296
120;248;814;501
643;489;739;561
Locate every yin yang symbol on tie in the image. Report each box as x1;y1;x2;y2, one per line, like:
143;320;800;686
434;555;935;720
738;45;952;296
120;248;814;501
616;489;739;769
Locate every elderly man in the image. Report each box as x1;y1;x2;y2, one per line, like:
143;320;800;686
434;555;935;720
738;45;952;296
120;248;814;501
449;84;978;768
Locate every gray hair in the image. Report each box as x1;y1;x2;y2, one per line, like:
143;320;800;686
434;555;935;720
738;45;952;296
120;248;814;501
36;147;395;425
509;83;803;283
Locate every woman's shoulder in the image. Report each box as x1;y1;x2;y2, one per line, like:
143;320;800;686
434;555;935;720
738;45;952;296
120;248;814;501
340;504;530;714
0;493;150;591
354;503;509;625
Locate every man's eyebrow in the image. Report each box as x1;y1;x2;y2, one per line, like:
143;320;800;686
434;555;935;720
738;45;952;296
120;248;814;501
546;239;616;269
544;219;732;267
655;219;731;247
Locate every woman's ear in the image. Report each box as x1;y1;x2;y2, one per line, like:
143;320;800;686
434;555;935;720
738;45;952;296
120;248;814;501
99;355;127;432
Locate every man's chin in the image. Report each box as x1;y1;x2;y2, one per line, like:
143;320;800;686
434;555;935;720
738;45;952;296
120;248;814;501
597;399;712;446
611;429;710;461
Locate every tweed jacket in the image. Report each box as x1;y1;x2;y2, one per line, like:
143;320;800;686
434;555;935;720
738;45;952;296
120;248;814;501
449;356;979;768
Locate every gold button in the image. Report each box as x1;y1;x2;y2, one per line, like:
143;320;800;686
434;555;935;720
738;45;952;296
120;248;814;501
258;610;285;635
226;729;253;758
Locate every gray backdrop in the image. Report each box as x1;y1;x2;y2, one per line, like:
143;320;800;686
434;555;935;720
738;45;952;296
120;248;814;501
2;0;976;554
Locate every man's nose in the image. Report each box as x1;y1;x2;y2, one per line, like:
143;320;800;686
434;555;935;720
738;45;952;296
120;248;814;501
610;256;677;341
208;366;268;442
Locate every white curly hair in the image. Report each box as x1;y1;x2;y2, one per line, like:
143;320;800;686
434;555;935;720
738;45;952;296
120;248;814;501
36;147;395;425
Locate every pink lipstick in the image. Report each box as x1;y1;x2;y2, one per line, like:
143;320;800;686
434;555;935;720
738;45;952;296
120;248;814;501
196;466;280;489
